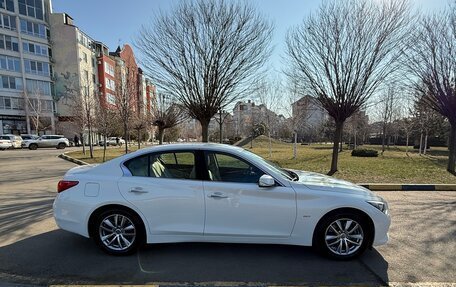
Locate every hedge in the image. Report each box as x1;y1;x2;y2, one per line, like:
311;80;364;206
351;149;378;157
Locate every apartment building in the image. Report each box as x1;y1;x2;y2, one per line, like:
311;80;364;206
0;0;54;135
49;12;99;138
94;41;116;109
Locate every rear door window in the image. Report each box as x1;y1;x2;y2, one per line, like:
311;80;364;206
124;151;197;180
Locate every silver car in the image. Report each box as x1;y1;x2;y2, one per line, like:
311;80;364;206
25;135;70;150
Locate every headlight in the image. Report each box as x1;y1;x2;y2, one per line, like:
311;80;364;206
367;200;388;214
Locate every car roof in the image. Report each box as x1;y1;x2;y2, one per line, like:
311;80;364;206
139;143;245;153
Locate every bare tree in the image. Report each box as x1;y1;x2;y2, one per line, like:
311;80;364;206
152;93;186;145
255;78;282;157
136;0;273;142
286;0;411;174
213;108;231;143
57;72;97;157
376;86;401;154
95;98;117;162
403;5;456;174
114;61;137;154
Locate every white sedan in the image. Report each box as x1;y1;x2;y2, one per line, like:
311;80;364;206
53;143;390;259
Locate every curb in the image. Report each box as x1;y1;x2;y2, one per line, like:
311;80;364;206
360;184;456;191
58;152;89;166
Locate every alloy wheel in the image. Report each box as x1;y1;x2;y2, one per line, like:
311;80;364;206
324;218;364;256
99;214;136;251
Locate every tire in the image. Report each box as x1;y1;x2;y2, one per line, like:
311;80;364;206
92;209;144;256
313;211;371;260
29;143;38;150
57;143;66;149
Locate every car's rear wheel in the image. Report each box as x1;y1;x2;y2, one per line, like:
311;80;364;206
314;211;370;260
29;143;38;150
57;143;66;149
93;209;143;255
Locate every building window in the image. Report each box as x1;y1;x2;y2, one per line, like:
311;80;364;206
0;55;21;72
29;98;53;112
18;0;43;20
20;19;47;38
105;78;115;91
0;0;14;12
82;52;87;63
0;35;19;52
106;93;116;105
91;57;95;67
0;14;17;30
22;41;48;56
24;59;49;76
0;76;23;90
92;73;96;84
26;79;50;95
104;63;114;76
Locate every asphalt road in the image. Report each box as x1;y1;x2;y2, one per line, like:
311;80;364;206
0;148;455;286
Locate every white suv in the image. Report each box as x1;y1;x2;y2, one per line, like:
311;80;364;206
0;134;22;150
25;135;70;150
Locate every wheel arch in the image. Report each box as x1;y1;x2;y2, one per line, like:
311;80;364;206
87;204;147;240
312;207;375;248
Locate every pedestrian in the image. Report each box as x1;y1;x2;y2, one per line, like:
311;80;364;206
116;137;120;146
74;135;79;147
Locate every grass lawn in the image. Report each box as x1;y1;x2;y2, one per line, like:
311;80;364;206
66;137;456;184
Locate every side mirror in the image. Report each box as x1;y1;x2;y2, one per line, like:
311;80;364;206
259;174;275;187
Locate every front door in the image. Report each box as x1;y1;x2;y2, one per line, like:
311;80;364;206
118;151;205;236
202;152;296;238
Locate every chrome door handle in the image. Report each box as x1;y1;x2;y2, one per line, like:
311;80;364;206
208;192;228;199
130;187;148;193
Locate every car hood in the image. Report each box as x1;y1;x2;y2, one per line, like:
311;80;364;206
289;170;376;198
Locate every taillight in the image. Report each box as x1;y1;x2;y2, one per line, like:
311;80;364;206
57;180;79;193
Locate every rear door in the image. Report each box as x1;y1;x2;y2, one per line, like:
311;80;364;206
118;150;206;236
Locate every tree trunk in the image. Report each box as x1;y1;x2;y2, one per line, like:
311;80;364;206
423;131;428;155
137;129;141;149
81;132;86;155
293;132;297;159
268;130;272;158
219;113;223;144
158;128;165;145
329;121;343;176
419;132;423;155
103;136;107;162
124;122;128;154
405;132;409;156
200;119;210;143
448;123;456;174
339;128;343;152
88;124;93;159
381;124;386;154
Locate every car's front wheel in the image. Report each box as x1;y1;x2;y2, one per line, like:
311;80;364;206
93;209;144;255
57;143;66;149
314;211;371;260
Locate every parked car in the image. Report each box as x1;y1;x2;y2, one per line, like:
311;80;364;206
106;137;125;146
20;134;39;148
25;135;70;150
54;143;390;259
0;134;22;150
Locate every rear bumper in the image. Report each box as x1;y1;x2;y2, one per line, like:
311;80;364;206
53;194;90;238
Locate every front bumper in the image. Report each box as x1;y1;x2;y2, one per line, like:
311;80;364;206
372;212;391;246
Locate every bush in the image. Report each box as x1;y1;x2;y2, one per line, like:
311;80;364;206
351;149;378;157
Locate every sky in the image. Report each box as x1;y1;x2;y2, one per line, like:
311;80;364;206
52;0;448;74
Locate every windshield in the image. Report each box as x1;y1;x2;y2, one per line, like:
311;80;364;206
241;149;297;181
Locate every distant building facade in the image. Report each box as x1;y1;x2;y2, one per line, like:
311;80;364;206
0;0;54;135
